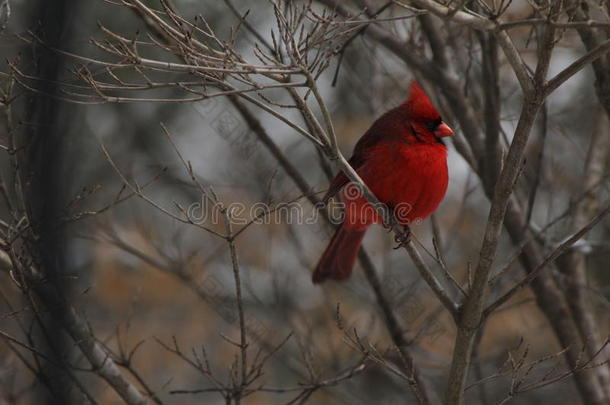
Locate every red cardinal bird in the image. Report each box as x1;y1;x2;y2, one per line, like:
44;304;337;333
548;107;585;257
313;81;453;284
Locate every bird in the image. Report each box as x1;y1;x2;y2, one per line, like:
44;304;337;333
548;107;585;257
313;81;453;284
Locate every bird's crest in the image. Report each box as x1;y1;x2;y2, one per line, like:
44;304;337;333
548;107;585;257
404;81;440;121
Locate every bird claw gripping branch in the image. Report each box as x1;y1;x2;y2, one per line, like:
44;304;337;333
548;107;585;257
393;226;412;249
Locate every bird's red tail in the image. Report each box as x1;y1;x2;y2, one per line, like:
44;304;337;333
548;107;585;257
312;225;366;283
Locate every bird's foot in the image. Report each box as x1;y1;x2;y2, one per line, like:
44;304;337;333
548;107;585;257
393;226;411;249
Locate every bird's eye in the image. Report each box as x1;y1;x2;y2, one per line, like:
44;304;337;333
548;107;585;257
426;118;443;131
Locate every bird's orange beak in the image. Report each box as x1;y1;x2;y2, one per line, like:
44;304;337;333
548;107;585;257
434;122;454;138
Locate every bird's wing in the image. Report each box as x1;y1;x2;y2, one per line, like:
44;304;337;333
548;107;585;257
321;122;385;203
321;164;354;203
322;108;405;203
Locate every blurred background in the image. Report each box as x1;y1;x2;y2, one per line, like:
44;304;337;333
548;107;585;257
0;1;608;404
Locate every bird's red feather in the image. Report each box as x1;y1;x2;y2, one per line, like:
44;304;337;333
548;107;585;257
314;81;452;283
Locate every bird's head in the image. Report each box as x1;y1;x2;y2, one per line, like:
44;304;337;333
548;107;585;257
402;81;453;143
